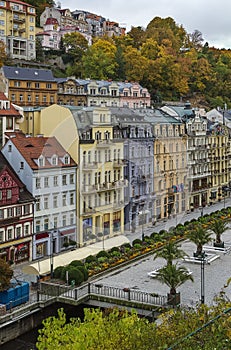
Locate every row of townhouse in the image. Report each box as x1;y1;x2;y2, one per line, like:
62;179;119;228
0;66;151;109
1;93;231;265
19;104;231;242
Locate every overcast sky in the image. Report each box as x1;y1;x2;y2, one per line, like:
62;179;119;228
62;0;231;49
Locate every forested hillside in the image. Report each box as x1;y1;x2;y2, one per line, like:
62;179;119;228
2;0;231;108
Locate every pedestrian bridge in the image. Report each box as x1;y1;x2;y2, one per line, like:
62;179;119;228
39;281;170;318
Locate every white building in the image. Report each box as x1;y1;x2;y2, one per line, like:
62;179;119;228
2;132;77;261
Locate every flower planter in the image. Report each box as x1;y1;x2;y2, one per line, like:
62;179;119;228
213;241;224;248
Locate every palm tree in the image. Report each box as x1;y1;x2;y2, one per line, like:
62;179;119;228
153;241;186;266
210;218;228;246
187;224;212;256
156;263;194;304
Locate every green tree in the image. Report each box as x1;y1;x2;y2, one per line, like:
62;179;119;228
123;46;149;81
0;259;13;291
153;241;186;266
187;224;212;256
83;39;118;80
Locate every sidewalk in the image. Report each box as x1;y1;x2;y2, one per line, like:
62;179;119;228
124;198;231;243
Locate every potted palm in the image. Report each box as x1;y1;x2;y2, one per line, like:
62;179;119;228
156;263;194;306
187;223;212;257
210;218;228;248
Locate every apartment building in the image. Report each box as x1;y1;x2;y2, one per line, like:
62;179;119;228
0;66;57;107
0;152;34;264
2;132;77;260
0;0;36;60
56;78;151;108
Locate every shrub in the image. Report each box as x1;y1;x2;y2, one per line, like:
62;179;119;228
109;246;120;253
120;243;131;250
150;232;158;239
67;267;84;286
97;256;108;263
69;260;84;267
132;238;142;246
96;250;110;259
159;229;168;235
76;266;88;281
133;243;142;249
53;266;64;279
85;255;97;263
111;251;121;258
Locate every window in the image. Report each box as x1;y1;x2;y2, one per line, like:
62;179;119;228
24;225;30;236
29;26;34;31
35;82;40;88
53;194;58;208
44;218;49;230
62;175;67;185
14;81;20;87
19;94;23;102
27;82;31;88
16;227;21;238
70;192;74;205
27;95;31;102
43;95;47;103
35;95;39;103
36;178;41;188
70;213;74;225
6;117;13;129
53;216;58;228
44;177;49;187
43;196;49;209
11;94;15;101
35;220;40;232
29;16;34;22
0;209;3;219
0;230;4;242
16;206;21;216
7;189;12;199
38;157;44;167
0;19;5;26
62;193;67;206
62;215;66;226
8;145;12;152
24;204;30;215
53;176;58;186
20;161;24;169
70;174;74;184
64;155;69;164
46;83;52;88
7;228;13;240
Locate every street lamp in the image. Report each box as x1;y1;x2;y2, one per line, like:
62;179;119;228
139;210;145;241
200;251;205;304
50;230;54;279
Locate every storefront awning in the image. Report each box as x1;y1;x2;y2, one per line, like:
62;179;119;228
22;235;130;276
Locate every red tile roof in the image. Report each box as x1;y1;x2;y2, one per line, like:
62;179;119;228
45;17;59;25
7;132;77;170
0;92;21;117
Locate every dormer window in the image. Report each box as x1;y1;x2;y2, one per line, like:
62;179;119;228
51;155;58;166
38;155;45;167
63;155;70;165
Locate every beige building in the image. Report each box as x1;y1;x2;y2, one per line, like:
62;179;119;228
20;104;125;246
151;115;188;220
0;0;36;60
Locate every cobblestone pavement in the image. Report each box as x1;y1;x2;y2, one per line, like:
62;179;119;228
96;230;231;307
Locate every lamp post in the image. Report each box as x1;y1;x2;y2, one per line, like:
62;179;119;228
200;251;205;304
139;210;145;241
50;230;54;279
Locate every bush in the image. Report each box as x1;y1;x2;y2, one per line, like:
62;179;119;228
132;238;142;246
69;260;84;267
109;246;120;254
85;255;97;263
53;266;64;279
67;267;84;286
120;243;131;250
111;251;121;258
150;232;158;239
133;243;142;249
96;250;110;259
76;266;88;281
159;229;168;235
97;256;108;263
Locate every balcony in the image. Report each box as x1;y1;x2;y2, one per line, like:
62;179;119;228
82;207;96;216
82;162;98;171
113;159;126;168
81;184;97;194
96;139;112;147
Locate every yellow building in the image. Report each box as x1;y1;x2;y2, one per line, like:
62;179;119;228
1;66;57;107
152;116;188;220
0;0;36;60
20;104;125;246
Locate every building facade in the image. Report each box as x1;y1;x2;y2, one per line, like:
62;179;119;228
0;153;34;264
0;66;57;107
2;132;77;260
0;0;36;60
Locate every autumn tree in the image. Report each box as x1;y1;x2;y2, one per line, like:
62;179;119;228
83;39;118;80
0;258;13;291
0;40;7;67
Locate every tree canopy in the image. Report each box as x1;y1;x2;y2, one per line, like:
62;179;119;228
0;258;13;291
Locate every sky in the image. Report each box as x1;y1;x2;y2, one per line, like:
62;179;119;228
62;0;231;49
